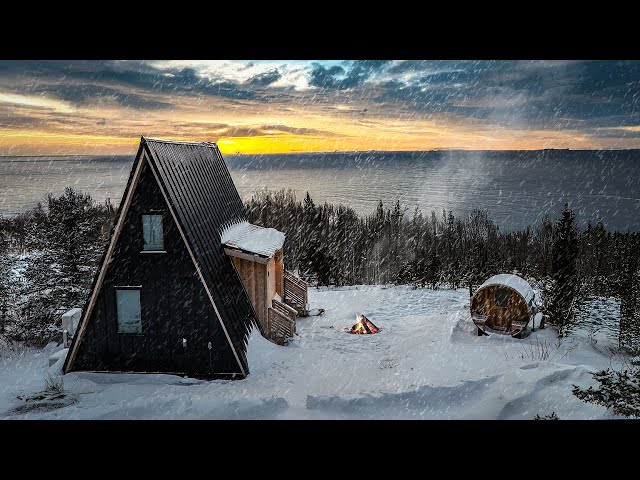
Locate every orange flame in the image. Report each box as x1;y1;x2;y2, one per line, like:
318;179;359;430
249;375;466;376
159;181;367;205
350;314;379;334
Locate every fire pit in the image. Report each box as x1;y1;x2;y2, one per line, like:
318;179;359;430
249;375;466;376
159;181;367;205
350;313;380;334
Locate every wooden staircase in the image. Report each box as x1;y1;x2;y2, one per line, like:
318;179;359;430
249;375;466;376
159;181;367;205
283;270;309;316
262;270;308;346
268;298;297;345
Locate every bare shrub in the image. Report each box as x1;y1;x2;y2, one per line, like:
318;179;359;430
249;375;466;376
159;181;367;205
378;357;398;370
43;374;64;395
515;336;552;362
0;342;29;363
534;412;559;420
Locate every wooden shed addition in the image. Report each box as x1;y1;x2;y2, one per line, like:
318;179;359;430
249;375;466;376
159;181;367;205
63;137;307;380
470;274;538;338
221;221;309;345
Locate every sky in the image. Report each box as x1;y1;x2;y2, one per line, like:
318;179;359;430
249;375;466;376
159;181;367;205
1;60;639;155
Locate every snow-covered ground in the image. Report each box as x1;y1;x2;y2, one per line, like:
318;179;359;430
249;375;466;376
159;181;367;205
0;286;626;419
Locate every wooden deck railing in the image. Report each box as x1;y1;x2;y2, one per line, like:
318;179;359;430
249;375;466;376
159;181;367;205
269;298;297;345
272;298;297;324
284;270;308;314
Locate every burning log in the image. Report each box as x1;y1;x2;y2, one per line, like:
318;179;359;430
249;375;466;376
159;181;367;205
350;313;380;334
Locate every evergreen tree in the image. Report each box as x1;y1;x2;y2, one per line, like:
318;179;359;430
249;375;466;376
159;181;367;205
619;243;640;354
299;191;320;279
573;368;640;418
544;204;581;337
466;209;490;295
314;203;337;286
0;224;10;337
406;207;426;285
389;200;405;282
369;200;389;284
533;215;554;278
20;188;110;344
427;245;441;289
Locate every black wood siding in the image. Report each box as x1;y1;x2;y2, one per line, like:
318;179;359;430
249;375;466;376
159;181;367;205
143;139;259;371
72;159;240;377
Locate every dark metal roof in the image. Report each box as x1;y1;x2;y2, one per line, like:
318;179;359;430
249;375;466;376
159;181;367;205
142;137;259;373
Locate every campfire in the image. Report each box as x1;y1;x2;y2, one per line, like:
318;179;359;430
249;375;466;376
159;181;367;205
350;313;380;334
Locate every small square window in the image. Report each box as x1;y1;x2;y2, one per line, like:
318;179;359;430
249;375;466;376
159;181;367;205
495;288;510;308
116;289;142;334
142;214;164;251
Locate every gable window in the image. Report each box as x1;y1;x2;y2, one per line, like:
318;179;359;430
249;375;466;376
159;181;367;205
116;288;142;334
495;288;510;308
142;214;164;251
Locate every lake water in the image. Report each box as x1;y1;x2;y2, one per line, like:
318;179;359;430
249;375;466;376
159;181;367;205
1;150;639;231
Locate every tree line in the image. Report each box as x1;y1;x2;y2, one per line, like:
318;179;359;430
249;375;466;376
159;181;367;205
246;189;638;292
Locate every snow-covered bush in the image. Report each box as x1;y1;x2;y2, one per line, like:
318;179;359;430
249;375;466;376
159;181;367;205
619;248;640;355
0;227;9;338
572;368;640;418
2;188;114;345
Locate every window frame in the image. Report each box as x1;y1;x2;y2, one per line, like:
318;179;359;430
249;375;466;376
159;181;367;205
114;286;143;335
141;212;166;253
494;287;511;308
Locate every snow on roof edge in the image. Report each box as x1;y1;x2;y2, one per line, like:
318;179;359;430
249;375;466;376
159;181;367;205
220;220;285;258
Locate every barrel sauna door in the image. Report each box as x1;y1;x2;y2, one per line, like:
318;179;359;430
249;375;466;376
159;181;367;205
492;287;511;330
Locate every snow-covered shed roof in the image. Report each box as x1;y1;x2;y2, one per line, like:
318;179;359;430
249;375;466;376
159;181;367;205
221;221;285;258
478;274;536;304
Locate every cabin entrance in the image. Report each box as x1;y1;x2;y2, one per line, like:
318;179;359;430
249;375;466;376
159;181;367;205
471;285;516;332
490;287;511;330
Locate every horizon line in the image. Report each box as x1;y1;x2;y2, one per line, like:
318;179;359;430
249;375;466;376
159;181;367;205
3;147;640;158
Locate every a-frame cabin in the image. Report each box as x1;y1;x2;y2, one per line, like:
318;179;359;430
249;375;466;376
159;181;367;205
63;137;307;379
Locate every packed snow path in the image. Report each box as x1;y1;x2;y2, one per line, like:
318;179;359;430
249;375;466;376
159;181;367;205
0;286;623;419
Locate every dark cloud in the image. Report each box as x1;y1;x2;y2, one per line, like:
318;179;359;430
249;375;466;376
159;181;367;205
0;108;90;129
386;60;502;76
146;122;343;139
260;124;346;137
246;69;282;87
211;123;344;138
216;125;261;137
369;60;640;132
309;60;391;90
19;84;172;109
309;64;346;88
0;61;257;103
586;127;640;139
157;67;256;99
0;113;49;128
375;80;472;114
386;60;432;74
